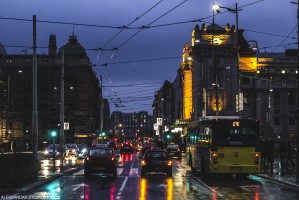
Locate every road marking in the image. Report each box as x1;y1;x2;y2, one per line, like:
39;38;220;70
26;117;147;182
72;183;86;191
119;177;128;192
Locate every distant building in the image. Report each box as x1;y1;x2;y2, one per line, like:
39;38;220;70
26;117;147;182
0;34;105;150
109;111;153;141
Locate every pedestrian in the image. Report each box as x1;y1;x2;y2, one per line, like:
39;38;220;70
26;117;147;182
278;140;286;170
285;142;295;171
265;139;274;175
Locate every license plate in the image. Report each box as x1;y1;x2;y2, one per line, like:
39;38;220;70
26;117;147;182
169;153;174;155
125;147;129;149
94;167;105;170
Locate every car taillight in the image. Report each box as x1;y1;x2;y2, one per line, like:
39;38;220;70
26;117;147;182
141;160;146;166
111;157;115;161
177;148;180;152
86;156;90;161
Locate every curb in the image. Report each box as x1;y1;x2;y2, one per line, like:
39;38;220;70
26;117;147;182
256;174;299;190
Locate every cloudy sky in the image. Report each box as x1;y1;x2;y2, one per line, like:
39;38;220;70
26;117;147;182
0;0;296;115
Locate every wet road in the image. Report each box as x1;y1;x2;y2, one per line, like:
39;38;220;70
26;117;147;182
8;152;299;200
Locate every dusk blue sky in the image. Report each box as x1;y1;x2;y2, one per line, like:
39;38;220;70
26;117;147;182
0;0;296;115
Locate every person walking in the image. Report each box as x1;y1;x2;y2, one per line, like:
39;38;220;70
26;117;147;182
278;140;286;171
265;139;274;175
285;142;295;172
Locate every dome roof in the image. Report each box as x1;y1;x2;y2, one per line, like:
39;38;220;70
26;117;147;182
0;43;7;56
58;34;87;57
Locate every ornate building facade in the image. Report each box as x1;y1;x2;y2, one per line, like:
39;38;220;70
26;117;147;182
0;34;105;150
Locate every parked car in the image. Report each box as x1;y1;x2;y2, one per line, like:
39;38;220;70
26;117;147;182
119;142;134;154
44;144;66;159
140;150;172;177
65;143;80;156
77;143;88;159
84;147;118;178
166;143;181;159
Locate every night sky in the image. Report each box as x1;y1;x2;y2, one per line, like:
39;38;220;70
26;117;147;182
0;0;296;115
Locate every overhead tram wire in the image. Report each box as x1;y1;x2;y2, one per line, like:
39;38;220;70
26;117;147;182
270;25;298;52
116;0;189;49
100;0;165;49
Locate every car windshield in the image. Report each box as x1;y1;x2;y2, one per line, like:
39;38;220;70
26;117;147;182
48;144;60;149
66;144;77;148
89;149;113;157
146;151;167;158
167;144;179;149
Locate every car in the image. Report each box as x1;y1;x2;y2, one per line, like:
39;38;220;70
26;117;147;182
77;143;88;159
84;147;118;178
65;143;80;156
140;150;172;177
166;144;181;159
140;142;154;156
119;142;134;154
44;144;66;159
96;143;108;148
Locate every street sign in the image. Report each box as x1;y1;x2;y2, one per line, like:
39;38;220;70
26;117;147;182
64;122;69;130
156;129;160;135
153;123;158;130
157;118;162;126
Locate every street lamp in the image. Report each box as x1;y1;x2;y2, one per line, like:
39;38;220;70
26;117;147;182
213;3;243;115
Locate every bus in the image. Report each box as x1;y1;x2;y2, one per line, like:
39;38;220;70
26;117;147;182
186;116;261;177
74;132;98;147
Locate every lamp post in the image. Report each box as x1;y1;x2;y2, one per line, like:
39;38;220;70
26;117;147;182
5;74;10;141
291;0;299;182
213;3;242;115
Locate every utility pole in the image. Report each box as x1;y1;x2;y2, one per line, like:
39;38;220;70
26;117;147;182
291;0;299;182
32;15;38;160
59;49;65;166
5;74;10;141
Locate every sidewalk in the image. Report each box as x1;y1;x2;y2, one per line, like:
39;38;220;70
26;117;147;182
0;153;79;194
256;158;299;189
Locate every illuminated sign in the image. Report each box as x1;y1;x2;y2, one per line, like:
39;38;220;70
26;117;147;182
75;134;88;138
232;122;240;127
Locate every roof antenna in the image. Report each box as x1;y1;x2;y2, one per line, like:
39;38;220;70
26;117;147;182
72;26;75;36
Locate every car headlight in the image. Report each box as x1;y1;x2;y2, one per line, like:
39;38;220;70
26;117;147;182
44;150;49;154
72;149;76;153
82;148;87;153
141;160;146;166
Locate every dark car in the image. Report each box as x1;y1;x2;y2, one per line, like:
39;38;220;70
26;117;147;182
166;144;181;159
140;150;172;177
44;144;66;159
140;142;154;156
84;147;118;178
65;143;79;156
119;142;134;154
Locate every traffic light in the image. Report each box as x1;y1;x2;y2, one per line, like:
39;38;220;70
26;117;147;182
101;131;106;137
50;129;58;138
166;134;170;139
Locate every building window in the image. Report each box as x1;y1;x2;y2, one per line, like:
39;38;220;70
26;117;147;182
274;117;281;125
289;117;295;126
274;92;280;105
288;92;295;105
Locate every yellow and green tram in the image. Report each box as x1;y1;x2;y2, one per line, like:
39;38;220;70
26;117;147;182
187;116;261;176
